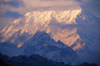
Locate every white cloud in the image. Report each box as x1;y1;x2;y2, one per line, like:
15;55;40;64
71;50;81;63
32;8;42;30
3;0;80;16
22;0;80;8
0;0;80;15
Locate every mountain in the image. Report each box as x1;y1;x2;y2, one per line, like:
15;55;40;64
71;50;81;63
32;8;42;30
21;31;77;63
1;9;99;49
0;8;100;65
0;31;77;64
0;53;97;66
0;42;23;56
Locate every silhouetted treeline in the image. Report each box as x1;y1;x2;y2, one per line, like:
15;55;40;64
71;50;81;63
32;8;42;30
0;53;97;66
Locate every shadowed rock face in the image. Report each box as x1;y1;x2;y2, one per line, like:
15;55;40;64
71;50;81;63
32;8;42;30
21;31;77;63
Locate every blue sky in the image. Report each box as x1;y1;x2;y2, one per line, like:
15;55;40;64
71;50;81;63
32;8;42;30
0;0;100;30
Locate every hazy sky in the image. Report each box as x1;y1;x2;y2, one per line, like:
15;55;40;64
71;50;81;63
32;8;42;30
0;0;100;30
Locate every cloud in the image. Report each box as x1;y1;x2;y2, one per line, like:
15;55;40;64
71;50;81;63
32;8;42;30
0;0;100;31
0;10;22;18
0;0;23;8
76;0;100;3
0;17;16;31
0;0;80;15
0;0;80;31
22;0;80;8
76;0;100;18
0;0;99;18
1;0;80;17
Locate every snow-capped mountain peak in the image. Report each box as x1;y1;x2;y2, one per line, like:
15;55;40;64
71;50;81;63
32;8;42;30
24;9;82;25
0;9;100;50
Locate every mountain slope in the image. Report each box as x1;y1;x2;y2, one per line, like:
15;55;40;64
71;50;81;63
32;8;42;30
0;42;23;56
21;31;77;63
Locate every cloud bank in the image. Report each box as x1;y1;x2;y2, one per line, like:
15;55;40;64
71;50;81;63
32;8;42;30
0;0;100;31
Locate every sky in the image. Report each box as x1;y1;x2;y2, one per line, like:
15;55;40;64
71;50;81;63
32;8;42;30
0;0;100;31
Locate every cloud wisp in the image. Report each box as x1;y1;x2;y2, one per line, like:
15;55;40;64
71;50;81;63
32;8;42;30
0;10;22;18
0;0;23;8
